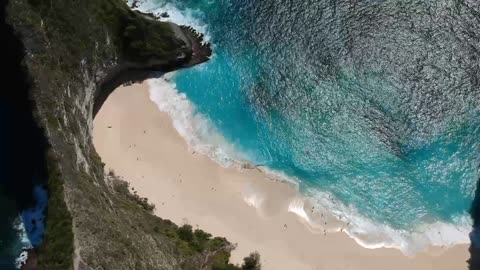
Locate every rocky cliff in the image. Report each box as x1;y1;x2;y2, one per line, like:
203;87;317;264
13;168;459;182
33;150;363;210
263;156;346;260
3;0;249;269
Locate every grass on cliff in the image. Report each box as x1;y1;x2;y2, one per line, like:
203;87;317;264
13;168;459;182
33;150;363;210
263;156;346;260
211;251;261;270
25;0;185;67
121;11;185;61
110;170;156;212
36;150;74;270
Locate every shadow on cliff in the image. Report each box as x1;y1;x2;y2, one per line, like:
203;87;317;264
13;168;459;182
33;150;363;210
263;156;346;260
93;25;211;118
1;0;49;267
94;68;166;118
469;177;480;269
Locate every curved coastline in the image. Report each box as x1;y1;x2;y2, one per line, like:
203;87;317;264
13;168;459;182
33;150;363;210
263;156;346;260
93;80;469;270
5;0;475;267
148;73;472;255
125;0;476;259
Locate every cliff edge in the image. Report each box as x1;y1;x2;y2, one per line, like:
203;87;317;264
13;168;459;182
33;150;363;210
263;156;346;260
3;0;253;269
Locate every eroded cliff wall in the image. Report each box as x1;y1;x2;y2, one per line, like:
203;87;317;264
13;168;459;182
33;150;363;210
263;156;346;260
4;0;234;269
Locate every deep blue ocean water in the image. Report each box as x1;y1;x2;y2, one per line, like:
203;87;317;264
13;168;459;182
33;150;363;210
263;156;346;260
136;0;480;252
0;103;47;268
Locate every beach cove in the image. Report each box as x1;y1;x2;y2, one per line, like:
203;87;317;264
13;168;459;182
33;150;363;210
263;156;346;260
93;81;468;270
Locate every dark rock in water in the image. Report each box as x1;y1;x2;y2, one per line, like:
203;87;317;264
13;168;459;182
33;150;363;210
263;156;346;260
178;25;213;67
160;12;169;18
20;249;37;270
130;0;139;9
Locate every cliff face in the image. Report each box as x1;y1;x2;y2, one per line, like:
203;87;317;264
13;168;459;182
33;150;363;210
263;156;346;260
4;0;236;269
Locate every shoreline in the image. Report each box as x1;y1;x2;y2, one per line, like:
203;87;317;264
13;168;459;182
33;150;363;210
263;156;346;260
93;81;469;269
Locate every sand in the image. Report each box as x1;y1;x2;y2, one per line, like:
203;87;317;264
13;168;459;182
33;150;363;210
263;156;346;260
92;81;469;270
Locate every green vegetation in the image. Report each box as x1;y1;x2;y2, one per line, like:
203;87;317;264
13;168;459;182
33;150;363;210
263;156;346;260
23;0;186;68
37;151;74;270
121;12;185;61
111;171;156;212
175;224;228;255
241;252;261;270
211;251;262;270
172;225;262;270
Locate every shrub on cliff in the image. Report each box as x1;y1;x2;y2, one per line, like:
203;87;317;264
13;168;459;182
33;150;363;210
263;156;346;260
23;0;186;69
241;252;261;270
121;13;185;62
177;224;194;242
211;251;262;270
110;174;156;213
37;152;74;270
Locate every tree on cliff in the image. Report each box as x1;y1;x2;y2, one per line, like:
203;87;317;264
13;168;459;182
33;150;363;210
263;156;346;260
241;252;261;270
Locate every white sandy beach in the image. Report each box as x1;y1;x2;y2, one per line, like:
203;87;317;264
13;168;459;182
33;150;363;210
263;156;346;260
93;81;469;270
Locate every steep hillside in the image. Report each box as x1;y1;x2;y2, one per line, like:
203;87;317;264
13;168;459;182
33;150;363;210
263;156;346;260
4;0;254;269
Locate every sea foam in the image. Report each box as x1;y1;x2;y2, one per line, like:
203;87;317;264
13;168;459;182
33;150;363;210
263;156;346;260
305;189;471;255
128;0;211;41
148;74;241;167
288;198;311;223
14;217;32;269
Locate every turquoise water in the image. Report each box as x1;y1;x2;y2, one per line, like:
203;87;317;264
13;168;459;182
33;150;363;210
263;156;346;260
137;0;479;251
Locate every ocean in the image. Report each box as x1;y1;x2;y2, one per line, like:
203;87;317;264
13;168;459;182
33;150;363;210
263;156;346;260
0;101;46;269
0;17;48;266
136;0;480;254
